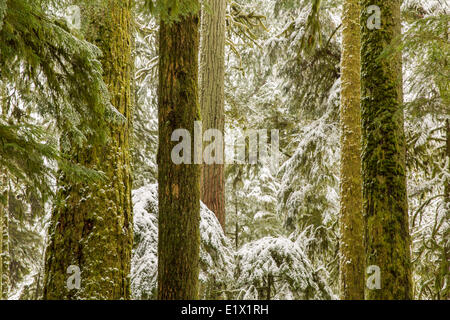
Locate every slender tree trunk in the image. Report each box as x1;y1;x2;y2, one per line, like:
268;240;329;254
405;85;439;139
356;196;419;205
0;0;6;33
0;76;6;300
1;195;8;300
445;121;449;205
0;179;2;301
339;0;364;300
267;273;272;300
361;0;413;299
444;119;449;300
199;0;226;230
43;0;134;300
235;205;239;251
0;169;8;300
157;9;201;300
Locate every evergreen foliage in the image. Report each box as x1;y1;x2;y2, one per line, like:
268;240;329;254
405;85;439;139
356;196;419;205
131;185;234;300
0;0;118;201
142;0;200;22
1;0;448;301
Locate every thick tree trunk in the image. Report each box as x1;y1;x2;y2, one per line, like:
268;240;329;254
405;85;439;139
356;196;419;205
199;0;226;230
43;0;134;300
157;10;201;300
361;0;413;299
339;0;364;300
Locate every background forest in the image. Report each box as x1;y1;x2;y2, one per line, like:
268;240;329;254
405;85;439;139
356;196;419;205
0;0;448;300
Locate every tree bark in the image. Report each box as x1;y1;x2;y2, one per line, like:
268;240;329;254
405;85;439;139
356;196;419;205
0;178;2;301
339;0;364;300
199;0;226;230
361;0;413;299
444;119;449;300
43;0;134;300
0;170;8;300
157;10;201;300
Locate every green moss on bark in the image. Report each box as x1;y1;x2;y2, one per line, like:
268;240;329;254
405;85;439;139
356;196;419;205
361;0;413;300
43;0;134;300
339;0;364;300
157;9;201;300
444;119;450;300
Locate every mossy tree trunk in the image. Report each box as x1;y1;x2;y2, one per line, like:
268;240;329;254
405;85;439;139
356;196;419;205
157;9;201;300
361;0;413;300
446;120;449;207
339;0;364;300
444;119;449;300
199;0;226;230
0;176;2;300
43;0;134;300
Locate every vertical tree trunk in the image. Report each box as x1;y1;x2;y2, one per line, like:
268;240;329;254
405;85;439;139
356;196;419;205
0;170;8;300
1;197;8;300
267;273;272;300
361;0;413;299
43;0;134;300
199;0;226;230
444;119;449;300
157;9;201;300
0;78;7;300
339;0;364;300
445;120;449;205
0;0;6;33
0;180;2;300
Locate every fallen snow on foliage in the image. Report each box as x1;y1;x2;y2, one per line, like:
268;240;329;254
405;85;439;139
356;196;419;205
236;236;334;300
130;184;158;299
130;184;233;299
131;184;334;300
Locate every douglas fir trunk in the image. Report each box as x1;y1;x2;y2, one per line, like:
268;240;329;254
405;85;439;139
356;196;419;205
199;0;226;229
361;0;413;299
339;0;364;300
157;8;201;300
43;0;134;300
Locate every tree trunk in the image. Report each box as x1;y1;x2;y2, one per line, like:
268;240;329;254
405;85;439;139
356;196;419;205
267;273;272;300
157;10;201;300
199;0;226;230
361;0;413;299
43;0;134;300
446;120;449;206
0;178;2;300
339;0;364;300
0;169;8;300
444;119;449;300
